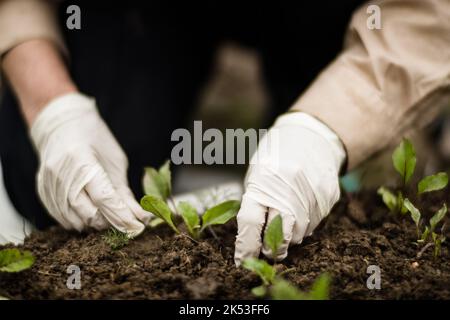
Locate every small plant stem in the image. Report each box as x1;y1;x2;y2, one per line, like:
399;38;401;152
207;226;221;242
167;196;181;234
170;224;180;234
180;232;199;244
279;267;296;277
417;242;434;259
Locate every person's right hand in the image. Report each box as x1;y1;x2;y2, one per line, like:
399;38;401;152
30;92;151;236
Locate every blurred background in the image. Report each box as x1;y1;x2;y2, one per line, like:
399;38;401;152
2;40;450;212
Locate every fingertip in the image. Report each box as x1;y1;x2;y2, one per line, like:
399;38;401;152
234;195;267;266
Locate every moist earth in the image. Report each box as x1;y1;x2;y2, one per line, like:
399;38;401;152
1;191;449;299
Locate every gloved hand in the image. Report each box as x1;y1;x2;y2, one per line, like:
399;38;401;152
234;112;346;265
30;93;151;236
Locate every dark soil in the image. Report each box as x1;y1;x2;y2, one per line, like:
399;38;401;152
1;190;449;299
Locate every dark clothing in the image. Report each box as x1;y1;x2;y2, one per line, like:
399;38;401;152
0;1;364;229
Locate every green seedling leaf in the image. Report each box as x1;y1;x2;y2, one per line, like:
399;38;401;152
201;200;240;232
430;203;447;232
398;192;408;214
242;258;276;286
437;236;446;257
270;278;305;300
432;232;438;243
0;248;35;273
178;201;200;238
404;198;421;228
264;215;283;259
148;217;165;228
431;232;444;257
141;195;179;233
308;273;331;300
251;285;267;297
377;187;397;212
434;240;441;257
418;172;448;195
392;138;416;184
142;160;171;200
159;160;172;196
419;226;430;243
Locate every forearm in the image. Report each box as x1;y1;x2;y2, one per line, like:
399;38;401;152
2;39;77;126
291;0;450;170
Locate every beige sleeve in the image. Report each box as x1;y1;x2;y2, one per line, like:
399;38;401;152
292;0;450;170
0;0;66;61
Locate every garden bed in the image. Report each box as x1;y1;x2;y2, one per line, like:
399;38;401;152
0;191;449;299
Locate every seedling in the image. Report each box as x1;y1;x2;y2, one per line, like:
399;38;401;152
378;138;448;214
242;215;331;299
405;200;448;257
102;228;130;250
177;200;240;239
264;215;283;262
0;248;35;273
378;138;449;257
140;161;240;238
270;273;331;300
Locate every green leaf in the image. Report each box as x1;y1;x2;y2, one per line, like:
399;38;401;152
377;187;397;212
201;200;240;232
270;278;305;300
178;201;200;238
0;249;35;273
430;203;447;232
264;215;283;259
141;195;179;233
142;160;171;200
397;191;408;214
307;273;331;300
432;232;444;257
392;138;416;184
159;160;172;197
419;226;430;243
404;198;421;228
431;232;438;243
148;217;165;228
242;258;276;285
251;285;267;297
434;241;441;257
418;172;448;195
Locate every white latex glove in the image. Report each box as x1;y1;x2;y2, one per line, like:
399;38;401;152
30;93;151;236
234;112;346;265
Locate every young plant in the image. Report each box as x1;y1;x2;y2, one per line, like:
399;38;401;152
405;200;448;257
270;273;331;300
242;215;284;297
177;200;240;239
102;228;131;250
378;138;448;215
378;138;449;257
242;215;331;299
140;161;240;238
377;138;416;214
0;248;35;273
141;161;179;233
